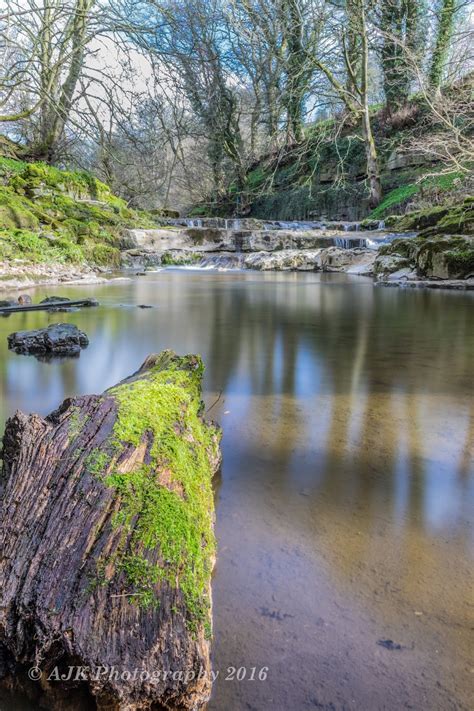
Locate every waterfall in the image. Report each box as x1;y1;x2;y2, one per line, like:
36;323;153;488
198;253;244;270
335;237;367;249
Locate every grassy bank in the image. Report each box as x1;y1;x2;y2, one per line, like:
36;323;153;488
0;158;157;268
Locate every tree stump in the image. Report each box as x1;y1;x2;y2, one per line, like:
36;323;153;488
0;351;221;710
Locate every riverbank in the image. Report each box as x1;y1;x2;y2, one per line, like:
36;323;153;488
0;260;106;292
1;158;472;293
2;245;473;294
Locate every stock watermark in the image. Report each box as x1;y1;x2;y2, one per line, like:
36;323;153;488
27;665;269;684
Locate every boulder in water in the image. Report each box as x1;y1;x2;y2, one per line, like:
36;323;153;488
7;323;89;357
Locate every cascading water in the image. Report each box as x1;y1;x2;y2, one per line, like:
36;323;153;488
335;237;366;249
199;253;245;270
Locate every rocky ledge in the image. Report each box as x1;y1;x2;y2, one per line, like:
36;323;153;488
238;247;374;274
0;351;221;710
121;201;473;289
374;234;474;283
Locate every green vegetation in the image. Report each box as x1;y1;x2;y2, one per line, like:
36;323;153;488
369;172;464;219
87;352;220;629
0;157;157;267
377;231;474;279
368;184;419;219
383;197;473;235
444;248;474;275
194;94;471;223
160;251;202;266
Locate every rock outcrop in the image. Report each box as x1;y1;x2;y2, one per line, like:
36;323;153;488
242;247;376;273
121;210;473;287
374;235;474;281
0;351;221;710
7;323;89;357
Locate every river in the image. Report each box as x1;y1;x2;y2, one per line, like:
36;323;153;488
0;269;473;711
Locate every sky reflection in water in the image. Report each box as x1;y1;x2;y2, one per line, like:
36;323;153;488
0;270;473;711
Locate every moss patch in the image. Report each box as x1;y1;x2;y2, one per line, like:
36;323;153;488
383;198;473;235
161;251;202;266
444;249;474;276
89;353;220;628
0;158;158;267
369;172;465;220
376;233;474;278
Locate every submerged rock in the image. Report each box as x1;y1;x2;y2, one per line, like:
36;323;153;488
39;296;73;305
7;323;89;357
0;351;221;710
17;294;32;305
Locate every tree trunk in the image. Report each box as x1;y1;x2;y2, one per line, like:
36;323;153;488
362;106;383;207
429;0;456;93
30;0;95;163
359;0;382;207
284;0;306;145
380;0;423;114
0;351;221;711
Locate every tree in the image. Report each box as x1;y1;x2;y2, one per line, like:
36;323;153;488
29;0;97;162
314;0;383;207
0;0;98;162
378;0;425;113
282;0;308;143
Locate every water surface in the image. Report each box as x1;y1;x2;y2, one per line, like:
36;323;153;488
0;270;473;710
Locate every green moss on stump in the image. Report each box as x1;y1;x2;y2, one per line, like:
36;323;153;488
89;352;220;628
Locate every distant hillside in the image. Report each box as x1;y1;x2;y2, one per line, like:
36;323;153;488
192;100;472;222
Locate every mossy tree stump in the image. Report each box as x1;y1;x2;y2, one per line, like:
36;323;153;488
0;351;221;710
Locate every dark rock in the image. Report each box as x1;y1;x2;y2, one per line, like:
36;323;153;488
377;639;404;651
8;323;89;357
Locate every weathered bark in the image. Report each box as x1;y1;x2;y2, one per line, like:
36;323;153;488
0;351;221;710
353;0;382;207
283;0;306;145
